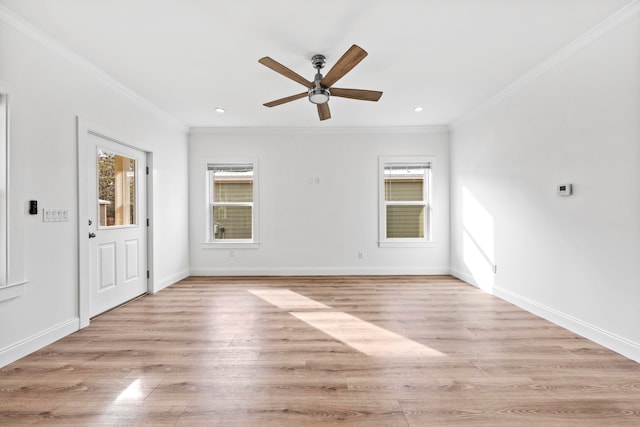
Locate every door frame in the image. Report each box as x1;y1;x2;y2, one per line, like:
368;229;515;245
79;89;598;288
77;117;154;328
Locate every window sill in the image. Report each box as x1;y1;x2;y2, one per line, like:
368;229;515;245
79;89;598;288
0;280;28;303
200;242;260;249
378;241;437;248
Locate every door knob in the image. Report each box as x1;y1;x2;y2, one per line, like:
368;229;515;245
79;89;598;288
88;232;96;239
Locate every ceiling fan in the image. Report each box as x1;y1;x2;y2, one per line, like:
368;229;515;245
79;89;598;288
258;44;383;121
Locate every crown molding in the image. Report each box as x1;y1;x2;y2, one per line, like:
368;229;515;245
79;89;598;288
0;5;188;133
189;125;450;136
451;0;640;130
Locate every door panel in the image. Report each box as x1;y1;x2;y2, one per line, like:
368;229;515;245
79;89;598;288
125;239;139;281
98;243;116;291
88;134;147;317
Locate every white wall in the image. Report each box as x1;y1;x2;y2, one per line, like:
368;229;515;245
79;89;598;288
0;11;190;366
450;10;640;361
189;128;450;275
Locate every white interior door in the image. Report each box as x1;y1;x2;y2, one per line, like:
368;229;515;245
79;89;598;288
87;134;147;317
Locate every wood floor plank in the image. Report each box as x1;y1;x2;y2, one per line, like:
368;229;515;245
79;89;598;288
1;275;639;426
400;396;640;426
176;398;408;426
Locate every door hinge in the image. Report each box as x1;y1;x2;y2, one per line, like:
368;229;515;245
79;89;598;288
146;166;149;175
146;218;149;227
147;270;150;279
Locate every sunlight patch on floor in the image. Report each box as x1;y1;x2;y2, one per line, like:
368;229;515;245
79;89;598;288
249;289;331;310
115;379;144;402
249;289;444;357
290;311;444;357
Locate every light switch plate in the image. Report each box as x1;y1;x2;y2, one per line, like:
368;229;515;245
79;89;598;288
43;208;70;222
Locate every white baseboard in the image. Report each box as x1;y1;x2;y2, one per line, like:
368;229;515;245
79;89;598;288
152;269;190;293
450;268;477;287
493;285;640;364
190;266;451;276
0;317;79;368
451;268;640;363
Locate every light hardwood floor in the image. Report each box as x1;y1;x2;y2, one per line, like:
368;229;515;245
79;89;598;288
1;275;639;426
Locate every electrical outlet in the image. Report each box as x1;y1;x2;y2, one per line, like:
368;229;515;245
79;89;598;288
358;251;364;259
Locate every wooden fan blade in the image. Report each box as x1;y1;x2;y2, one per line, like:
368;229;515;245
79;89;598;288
330;88;383;102
259;57;313;88
263;92;307;107
320;45;368;88
317;103;331;121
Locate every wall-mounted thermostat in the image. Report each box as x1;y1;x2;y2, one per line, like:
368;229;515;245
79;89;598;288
557;183;573;197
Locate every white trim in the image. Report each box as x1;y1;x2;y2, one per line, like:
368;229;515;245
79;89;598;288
452;0;640;129
145;152;155;296
0;92;29;294
200;242;260;249
189;126;450;136
205;158;260;246
152;269;190;294
451;269;640;363
378;156;435;246
0;92;7;288
450;268;477;287
0;5;187;133
190;266;451;276
85;120;154;153
493;285;640;364
77;117;153;327
77;118;90;327
0;318;79;368
0;280;26;302
378;241;438;248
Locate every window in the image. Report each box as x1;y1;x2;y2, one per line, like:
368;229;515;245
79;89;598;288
0;94;6;287
379;157;432;247
97;149;137;227
206;162;258;246
0;92;27;302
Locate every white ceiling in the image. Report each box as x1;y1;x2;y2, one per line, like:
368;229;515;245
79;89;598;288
0;0;634;128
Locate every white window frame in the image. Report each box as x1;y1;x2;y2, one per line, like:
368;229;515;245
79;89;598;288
378;156;435;248
0;92;27;302
202;160;259;249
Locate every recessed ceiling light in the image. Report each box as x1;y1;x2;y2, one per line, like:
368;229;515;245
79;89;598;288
215;107;226;114
414;106;424;112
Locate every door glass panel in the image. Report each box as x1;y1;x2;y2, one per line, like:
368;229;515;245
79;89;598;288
98;149;136;227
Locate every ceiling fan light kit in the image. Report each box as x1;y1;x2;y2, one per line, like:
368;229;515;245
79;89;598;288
259;44;383;121
308;87;330;105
